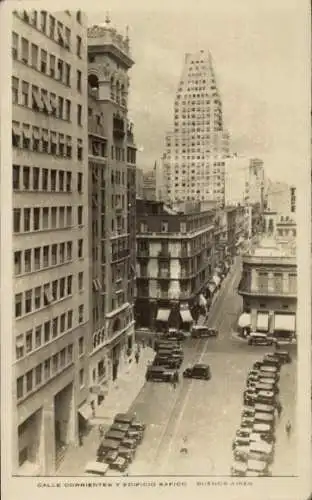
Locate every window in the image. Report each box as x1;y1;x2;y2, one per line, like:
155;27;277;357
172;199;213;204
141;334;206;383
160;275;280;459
49;15;55;39
35;364;42;385
22;166;30;190
12;32;18;59
79;368;84;387
13;209;21;233
52;354;58;373
42;207;49;230
21;81;29;106
78;271;83;291
15;293;22;318
40;49;47;73
43;246;49;267
51;169;56;191
65;100;71;121
52;280;58;300
44;320;50;343
13;165;20;190
257;272;268;292
34;286;41;309
66;206;72;226
67;241;72;261
34;247;41;270
65;63;71;86
66;136;72;158
26;371;33;392
78;206;83;225
77;172;83;193
59;242;65;263
68;344;73;363
44;359;50;379
32;127;40;151
35;326;42;348
67;310;73;330
57;59;63;82
78;337;84;355
58;96;64;119
76;36;82;57
67;275;72;295
274;273;283;293
161;221;169;232
60;313;66;333
59;136;65;157
25;330;32;353
289;274;297;294
77;138;83;160
77;104;82;125
78;239;83;258
42;168;49;190
59;207;65;227
77;70;82;92
17;377;24;399
14;251;22;275
52;317;58;338
49;54;56;78
51;244;57;265
60;348;66;367
51;207;57;228
24;249;31;272
33;207;40;231
78;304;84;323
40;11;47;33
25;289;32;314
12;77;19;104
16;335;24;359
59;277;65;298
21;37;29;64
24;208;31;232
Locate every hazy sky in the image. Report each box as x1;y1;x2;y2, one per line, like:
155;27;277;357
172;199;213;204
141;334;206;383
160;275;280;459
88;0;308;184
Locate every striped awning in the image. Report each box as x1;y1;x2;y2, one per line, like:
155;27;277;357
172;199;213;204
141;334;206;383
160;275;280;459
274;314;296;332
180;309;193;323
156;308;170;322
257;313;269;332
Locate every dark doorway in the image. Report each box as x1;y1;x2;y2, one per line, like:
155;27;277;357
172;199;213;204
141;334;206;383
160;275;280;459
112;362;118;381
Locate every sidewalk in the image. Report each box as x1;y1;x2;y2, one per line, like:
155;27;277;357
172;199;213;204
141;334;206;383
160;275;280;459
56;346;154;476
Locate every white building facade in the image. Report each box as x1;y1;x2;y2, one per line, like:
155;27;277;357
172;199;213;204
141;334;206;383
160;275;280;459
162;50;230;205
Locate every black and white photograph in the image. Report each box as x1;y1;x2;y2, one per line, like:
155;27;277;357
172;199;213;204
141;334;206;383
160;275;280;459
0;0;311;498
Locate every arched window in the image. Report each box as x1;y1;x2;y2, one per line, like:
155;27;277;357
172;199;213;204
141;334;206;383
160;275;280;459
88;74;99;97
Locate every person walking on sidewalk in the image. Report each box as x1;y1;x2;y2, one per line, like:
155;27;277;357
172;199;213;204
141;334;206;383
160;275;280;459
285;420;292;437
276;401;283;419
135;351;140;364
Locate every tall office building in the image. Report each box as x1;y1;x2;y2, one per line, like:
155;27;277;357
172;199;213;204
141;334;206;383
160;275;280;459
163;50;230;205
12;10;89;474
86;18;136;415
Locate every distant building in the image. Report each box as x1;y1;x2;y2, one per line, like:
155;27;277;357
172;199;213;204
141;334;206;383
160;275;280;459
142;169;156;200
136;168;144;198
135;200;224;330
238;237;297;342
266;181;295;217
162;50;230;205
224;155;265;207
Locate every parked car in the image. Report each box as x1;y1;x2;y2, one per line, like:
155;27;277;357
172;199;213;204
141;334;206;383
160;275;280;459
260;365;279;375
242;407;255;418
255;390;276;405
191;325;218;338
233;445;249;462
114;413;146;431
109;456;129;473
246;459;271;477
183;364;211;380
153;356;182;369
232;436;250;450
121;437;137;450
84;461;110;476
254;403;275;414
255;382;279;394
252;423;274;442
231;461;247;476
118;445;135;462
165;328;187;341
236;428;251;439
105;430;127;442
254;412;275;427
97;439;120;461
248;333;274;346
248;441;274;464
146;365;178;382
272;350;292;364
154;340;180;352
262;354;282;368
249;431;275;445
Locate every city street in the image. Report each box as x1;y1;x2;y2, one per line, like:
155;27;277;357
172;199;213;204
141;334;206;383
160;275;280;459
127;258;297;476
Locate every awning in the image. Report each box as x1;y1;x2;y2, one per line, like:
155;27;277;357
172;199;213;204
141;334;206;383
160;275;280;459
257;313;269;332
16;335;24;348
12;121;20;135
32;127;40;140
32;88;43;110
78;402;92;421
238;313;251;328
199;294;207;307
208;283;216;294
41;92;52;114
23;126;31;139
156;308;170;322
180;309;193;323
274;314;296;332
212;275;221;287
42;129;49;141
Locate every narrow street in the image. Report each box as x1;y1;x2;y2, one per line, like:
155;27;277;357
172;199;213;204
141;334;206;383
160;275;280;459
127;258;297;476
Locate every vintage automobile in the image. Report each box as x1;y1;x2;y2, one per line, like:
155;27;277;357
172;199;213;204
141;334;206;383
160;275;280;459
109;456;129;473
105;430;127;442
255;382;279;395
165;328;187;341
236;428;251;439
241;416;254;428
233;445;249;462
248;441;274;464
254;403;275;414
97;439;120;462
118;445;135;462
246;459;271;477
259;370;280;383
231;461;247;477
272;350;292;364
249;431;275;445
84;461;110;476
146;365;178;382
109;422;143;443
262;355;282;369
114;413;146;431
153;355;182;369
232;436;250;450
248;333;274;346
254;412;275;427
100;449;119;465
183;364;211;380
252;423;274;442
255;390;276;405
242;407;255;418
154;340;180;352
259;365;279;375
191;325;218;338
121;437;137;450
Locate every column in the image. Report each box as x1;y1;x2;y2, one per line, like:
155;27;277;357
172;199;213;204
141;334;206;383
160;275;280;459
42;399;56;474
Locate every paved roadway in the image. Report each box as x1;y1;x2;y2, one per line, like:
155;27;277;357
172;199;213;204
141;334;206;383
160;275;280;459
128;258;297;476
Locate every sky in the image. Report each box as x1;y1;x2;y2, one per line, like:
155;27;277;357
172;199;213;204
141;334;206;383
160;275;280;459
87;0;309;184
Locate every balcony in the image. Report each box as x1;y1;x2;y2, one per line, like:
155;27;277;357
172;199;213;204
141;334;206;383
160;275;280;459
113;116;125;138
238;281;297;298
156;290;169;299
158;250;171;259
111;249;130;262
88;118;106;137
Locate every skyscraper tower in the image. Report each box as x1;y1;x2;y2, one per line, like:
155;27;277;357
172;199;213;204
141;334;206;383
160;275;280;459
163;50;230;205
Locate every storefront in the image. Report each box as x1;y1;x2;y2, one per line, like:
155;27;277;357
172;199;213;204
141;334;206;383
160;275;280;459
179;304;194;331
273;313;296;340
155;308;171;332
256;311;269;333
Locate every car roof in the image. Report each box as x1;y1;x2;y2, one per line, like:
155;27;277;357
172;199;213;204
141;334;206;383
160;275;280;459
193;363;209;369
100;439;119;448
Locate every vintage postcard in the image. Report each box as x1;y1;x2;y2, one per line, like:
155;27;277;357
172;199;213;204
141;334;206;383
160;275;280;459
0;0;311;499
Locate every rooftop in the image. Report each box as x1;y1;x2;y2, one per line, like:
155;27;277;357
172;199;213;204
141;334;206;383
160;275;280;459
244;236;296;259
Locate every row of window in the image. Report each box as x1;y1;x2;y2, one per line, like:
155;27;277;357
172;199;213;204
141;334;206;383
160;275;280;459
14;239;81;276
16;310;85;360
13;165;83;193
12;78;83;123
12;122;84;160
15;278;85;319
13;11;82;56
13;206;83;234
16;344;75;400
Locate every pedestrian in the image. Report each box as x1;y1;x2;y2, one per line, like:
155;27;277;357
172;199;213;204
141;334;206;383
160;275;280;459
277;401;282;418
78;432;83;447
285;420;292;437
135;351;139;364
99;424;105;438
